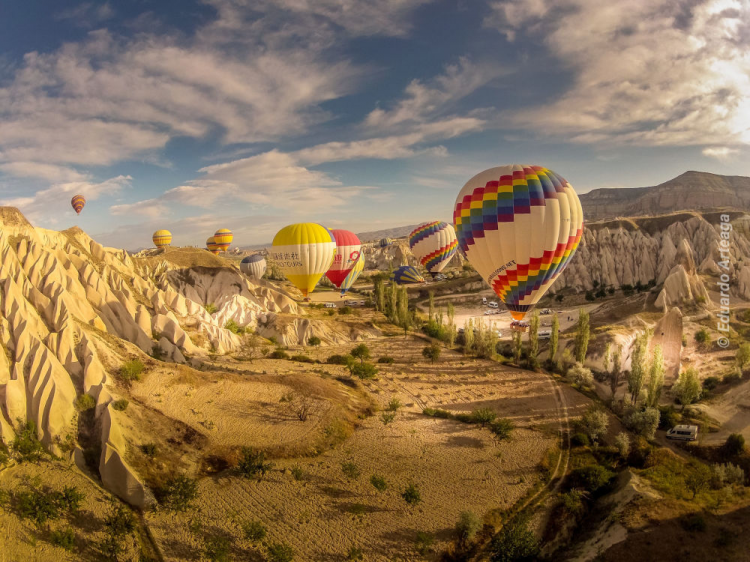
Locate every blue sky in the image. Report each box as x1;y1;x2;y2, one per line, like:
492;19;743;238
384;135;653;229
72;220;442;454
1;0;749;250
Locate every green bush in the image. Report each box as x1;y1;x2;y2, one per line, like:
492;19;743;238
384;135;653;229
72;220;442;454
347;545;364;560
242;520;267;542
205;303;218;314
703;376;721;390
386;398;402;411
341;461;360;480
402;483;422;506
571;432;591;447
327;354;351;365
269;349;290;360
120;359;145;383
339;306;353;315
569;465;614;493
59;486;85;512
291;354;314;363
111;399;129;411
695;328;710;344
50;527;76;551
455;510;482;546
377;356;395;364
158;475;198;511
422;407;452;419
307;336;321;346
12;421;45;462
380;412;396;425
224;319;246;335
490;418;515;441
290;465;305;481
238;447;273;479
75;394;96;411
140;443;158;457
370;474;387;492
415;531;434;555
17;490;63;525
560;489;586;516
422;343;441;363
100;504;136;559
349;362;378;379
490;517;539;562
266;542;295;562
723;433;746;458
681;513;707;532
204;535;232;562
471;407;497;426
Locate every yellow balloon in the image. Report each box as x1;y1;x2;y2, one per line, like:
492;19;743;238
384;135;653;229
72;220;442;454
214;228;233;251
270;223;336;297
153;230;172;248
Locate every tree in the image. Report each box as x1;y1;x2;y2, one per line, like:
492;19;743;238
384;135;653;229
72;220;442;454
686;464;712;499
610;345;622;398
580;406;609;444
568;362;593;387
447;303;457;347
397;287;411;336
464;319;474;353
490;517;539;562
549;314;559;367
628;332;649;404
615;432;630;458
307;336;321;347
455;511;482;548
428;291;435;322
722;433;746;458
737;343;750;371
374;277;385;312
646;345;665;407
422;343;441;364
627;407;660;439
603;342;611;374
528;313;540;367
574;309;590;364
674;368;702;409
349;362;378;379
350;344;371;365
512;330;523;364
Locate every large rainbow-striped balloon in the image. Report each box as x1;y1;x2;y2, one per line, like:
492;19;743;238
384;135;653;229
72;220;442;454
339;255;365;296
408;221;457;277
453;164;583;320
71;195;86;215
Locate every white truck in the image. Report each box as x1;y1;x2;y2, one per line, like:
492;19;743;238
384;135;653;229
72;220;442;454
666;425;698;441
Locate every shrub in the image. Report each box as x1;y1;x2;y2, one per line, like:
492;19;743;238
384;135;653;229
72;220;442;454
569;465;614;493
723;371;742;384
560;489;587;516
422;343;441;363
402;483;422;506
307;336;321;347
681;513;707;532
224;319;246;335
120;359;145;383
415;531;434;556
347;545;364;560
111;399;129;411
291;354;314;363
386;398;402;411
377;356;395;364
349;362;378;380
327;309;335;316
327;354;351;365
266;542;295;562
205;303;218;314
471;407;497;426
350;344;371;363
58;486;85;512
75;394;96;411
489;517;539;562
658;406;679;430
342;461;360;480
722;433;746;458
140;443;158;457
290;465;305;481
615;432;631;458
203;535;232;562
381;412;396;425
703;376;721;390
422;407;452;419
12;421;45;462
238;448;273;479
269;349;290;360
158;475;198;511
695;328;710;344
242;520;267;542
571;432;590;447
712;463;745;488
17;490;63;525
370;474;387;492
100;504;136;558
627;407;660;440
338;306;353;315
455;510;482;546
567;362;593;387
490;419;515;441
686;464;712;498
580;406;609;444
50;527;76;551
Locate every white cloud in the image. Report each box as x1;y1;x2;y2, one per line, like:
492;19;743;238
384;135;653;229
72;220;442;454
702;146;740;160
486;0;750;148
0;162;88;182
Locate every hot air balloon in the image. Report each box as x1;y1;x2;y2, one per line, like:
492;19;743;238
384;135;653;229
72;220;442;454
153;230;172;248
71;195;86;215
391;265;425;285
270;223;336;298
379;238;392;247
408;221;458;277
325;230;362;289
206;236;220;255
453;164;583;321
339;255;365;296
214;228;233;252
240;254;267;280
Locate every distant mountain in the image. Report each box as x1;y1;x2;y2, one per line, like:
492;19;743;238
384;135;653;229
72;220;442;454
579;171;750;220
357;224;421;242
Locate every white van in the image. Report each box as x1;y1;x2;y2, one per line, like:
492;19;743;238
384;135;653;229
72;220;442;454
538;330;551;340
345;300;366;307
482;297;488;305
488;302;499;308
666;425;698;441
324;302;337;309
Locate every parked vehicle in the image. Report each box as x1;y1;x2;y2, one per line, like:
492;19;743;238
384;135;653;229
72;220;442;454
538;330;552;340
345;299;366;307
482;297;488;305
324;302;337;308
435;274;447;281
666;425;698;441
540;308;552;315
488;302;499;308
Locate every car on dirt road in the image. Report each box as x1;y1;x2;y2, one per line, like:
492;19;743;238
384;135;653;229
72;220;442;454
666;425;698;441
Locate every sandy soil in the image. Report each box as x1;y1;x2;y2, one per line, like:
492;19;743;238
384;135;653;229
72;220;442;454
142;335;586;561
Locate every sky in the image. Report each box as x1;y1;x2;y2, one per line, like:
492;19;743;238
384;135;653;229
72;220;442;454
1;0;749;250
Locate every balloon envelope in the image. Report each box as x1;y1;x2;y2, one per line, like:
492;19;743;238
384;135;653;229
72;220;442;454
408;221;458;277
379;238;392;247
270;223;336;297
71;195;86;215
240;254;267;280
453;164;583;320
326;229;362;288
206;236;220;255
214;228;233;251
391;265;425;285
153;230;172;248
339;255;365;296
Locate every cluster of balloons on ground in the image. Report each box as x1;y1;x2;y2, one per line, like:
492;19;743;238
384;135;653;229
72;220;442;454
72;164;582;317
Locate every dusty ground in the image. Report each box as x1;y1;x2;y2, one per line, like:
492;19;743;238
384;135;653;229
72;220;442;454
139;336;586;561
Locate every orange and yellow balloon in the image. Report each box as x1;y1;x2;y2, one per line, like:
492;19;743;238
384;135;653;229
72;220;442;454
453;164;583;320
152;230;172;248
206;236;220;255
